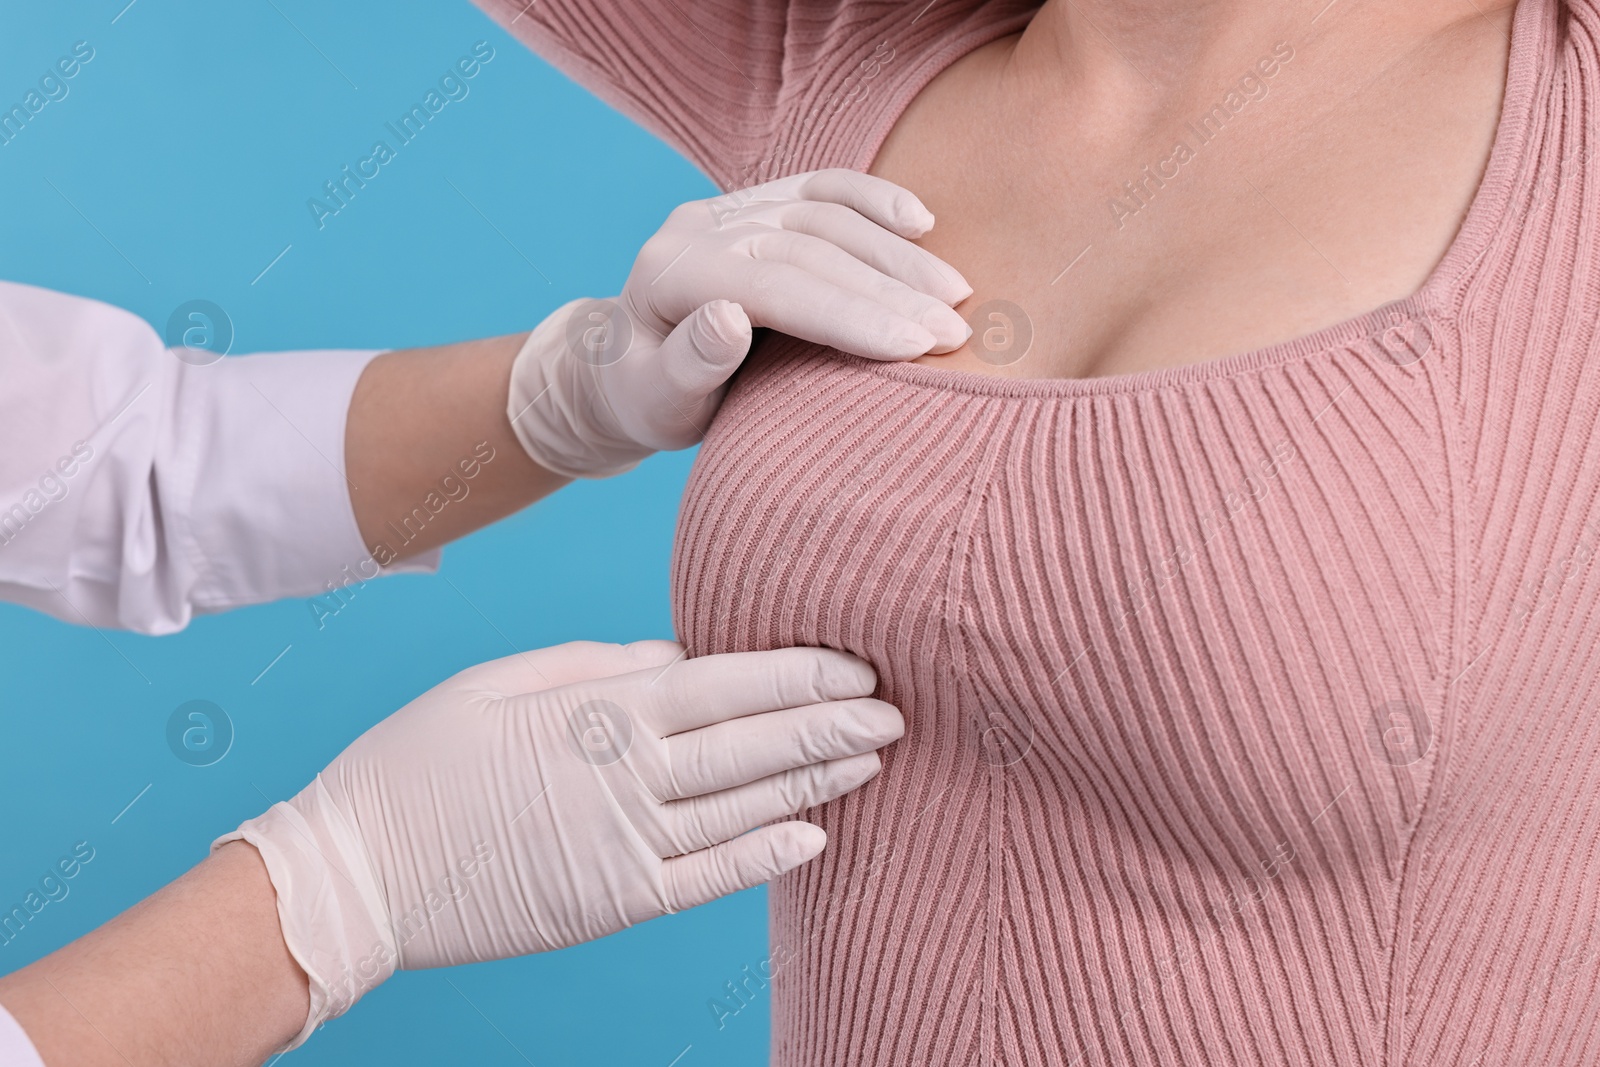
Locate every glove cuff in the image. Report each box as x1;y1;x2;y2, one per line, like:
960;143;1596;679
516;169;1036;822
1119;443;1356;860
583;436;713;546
210;778;397;1053
506;297;648;480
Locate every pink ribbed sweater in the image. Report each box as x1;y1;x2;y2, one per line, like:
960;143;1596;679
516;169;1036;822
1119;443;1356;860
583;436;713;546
480;1;1600;1063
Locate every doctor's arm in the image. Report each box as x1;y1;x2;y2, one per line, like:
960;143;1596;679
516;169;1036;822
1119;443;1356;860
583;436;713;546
0;641;904;1066
0;170;969;635
0;840;305;1067
348;166;972;556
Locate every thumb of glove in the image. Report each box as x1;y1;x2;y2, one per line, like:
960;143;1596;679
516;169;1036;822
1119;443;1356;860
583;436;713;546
654;299;753;402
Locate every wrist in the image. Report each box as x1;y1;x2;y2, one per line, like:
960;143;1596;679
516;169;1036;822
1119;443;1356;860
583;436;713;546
346;334;568;561
506;297;650;479
207;841;312;1053
213;778;397;1052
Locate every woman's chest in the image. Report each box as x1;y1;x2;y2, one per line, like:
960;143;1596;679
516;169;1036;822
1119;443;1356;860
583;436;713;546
671;337;1461;844
866;12;1512;382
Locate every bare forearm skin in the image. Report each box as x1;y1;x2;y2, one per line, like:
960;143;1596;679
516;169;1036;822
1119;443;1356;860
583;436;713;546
345;331;572;562
0;842;306;1067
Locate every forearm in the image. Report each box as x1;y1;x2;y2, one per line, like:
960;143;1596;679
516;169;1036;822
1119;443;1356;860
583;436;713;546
345;330;572;562
0;842;306;1067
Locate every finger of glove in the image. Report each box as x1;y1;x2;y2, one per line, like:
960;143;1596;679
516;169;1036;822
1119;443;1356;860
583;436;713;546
648;299;754;402
769;200;970;305
620;376;728;455
457;640;682;696
609;646;878;736
778;169;936;238
622;379;714;454
657;752;881;855
661;821;827;912
659;697;902;799
725;261;937;360
749;230;969;352
670;382;729;450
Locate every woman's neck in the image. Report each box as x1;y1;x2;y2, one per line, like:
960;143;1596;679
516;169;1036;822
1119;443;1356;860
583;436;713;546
868;0;1517;379
1003;0;1490;135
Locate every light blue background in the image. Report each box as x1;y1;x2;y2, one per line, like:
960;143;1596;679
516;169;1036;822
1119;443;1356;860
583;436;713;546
0;2;774;1063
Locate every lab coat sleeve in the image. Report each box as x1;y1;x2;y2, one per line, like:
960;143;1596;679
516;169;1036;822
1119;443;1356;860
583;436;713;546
0;280;440;635
0;1001;46;1067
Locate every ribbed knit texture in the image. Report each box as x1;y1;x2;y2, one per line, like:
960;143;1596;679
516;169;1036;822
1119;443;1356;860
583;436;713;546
482;1;1600;1062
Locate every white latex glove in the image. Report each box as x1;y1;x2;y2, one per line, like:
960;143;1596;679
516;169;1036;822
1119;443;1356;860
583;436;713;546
506;168;974;478
214;640;901;1052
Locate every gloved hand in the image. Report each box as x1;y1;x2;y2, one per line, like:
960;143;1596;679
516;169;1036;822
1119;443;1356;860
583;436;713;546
506;168;974;478
215;639;901;1052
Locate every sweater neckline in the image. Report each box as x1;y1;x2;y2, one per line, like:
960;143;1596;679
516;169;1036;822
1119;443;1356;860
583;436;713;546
843;0;1548;401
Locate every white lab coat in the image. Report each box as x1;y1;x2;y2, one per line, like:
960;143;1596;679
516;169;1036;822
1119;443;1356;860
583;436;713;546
0;280;437;636
0;1001;42;1067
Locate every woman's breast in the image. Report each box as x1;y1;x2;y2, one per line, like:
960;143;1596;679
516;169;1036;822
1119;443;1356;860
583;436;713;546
672;328;1453;807
673;335;984;677
668;328;1458;1065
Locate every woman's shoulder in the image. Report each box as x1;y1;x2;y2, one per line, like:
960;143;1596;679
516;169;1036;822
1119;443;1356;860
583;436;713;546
740;0;1044;185
472;0;794;187
472;0;1042;189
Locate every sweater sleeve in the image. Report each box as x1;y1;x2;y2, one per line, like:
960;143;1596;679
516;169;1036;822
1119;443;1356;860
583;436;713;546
471;0;793;190
472;1;1047;189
